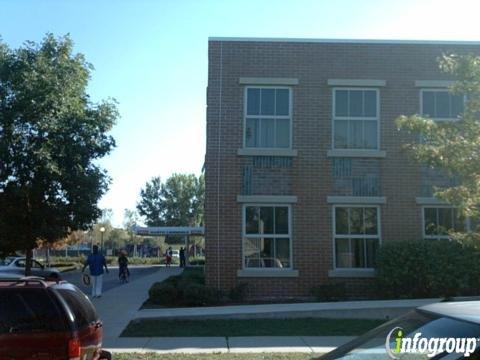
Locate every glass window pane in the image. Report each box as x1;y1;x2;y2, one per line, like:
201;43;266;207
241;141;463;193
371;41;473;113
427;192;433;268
364;120;377;149
244;238;260;267
276;119;290;148
247;88;260;115
364;208;378;235
451;95;464;118
349;207;364;234
275;238;290;268
422;91;435;117
454;209;466;232
335;207;349;234
260;119;274;147
335;238;351;268
261;89;275;115
260;238;275;267
436;92;450;118
366;239;379;268
424;208;437;235
334;120;348;149
275;207;289;234
335;90;348;117
352;238;365;268
364;90;377;117
259;207;274;234
275;89;289;115
349;120;363;149
349;90;363;117
245;206;259;234
245;118;258;147
438;208;453;235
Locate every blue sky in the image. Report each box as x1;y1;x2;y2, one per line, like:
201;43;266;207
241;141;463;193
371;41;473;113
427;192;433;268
2;0;480;226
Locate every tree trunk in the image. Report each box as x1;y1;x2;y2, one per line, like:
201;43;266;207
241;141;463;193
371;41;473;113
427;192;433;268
25;248;33;276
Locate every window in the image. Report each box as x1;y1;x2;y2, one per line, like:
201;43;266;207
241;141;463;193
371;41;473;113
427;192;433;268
0;289;67;334
423;207;465;240
333;89;379;150
244;87;291;148
334;206;380;269
58;289;98;328
421;90;464;120
243;205;291;268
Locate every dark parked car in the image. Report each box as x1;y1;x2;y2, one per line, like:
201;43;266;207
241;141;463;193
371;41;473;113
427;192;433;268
0;256;62;280
0;277;110;359
320;301;480;359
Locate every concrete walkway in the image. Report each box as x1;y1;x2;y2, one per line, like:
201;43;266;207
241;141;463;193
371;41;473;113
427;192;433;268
90;266;439;354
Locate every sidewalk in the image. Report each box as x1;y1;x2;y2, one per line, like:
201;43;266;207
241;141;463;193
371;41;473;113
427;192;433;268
92;267;438;354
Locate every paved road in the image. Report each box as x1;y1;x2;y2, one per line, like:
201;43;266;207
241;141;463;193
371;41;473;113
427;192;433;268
62;266;163;295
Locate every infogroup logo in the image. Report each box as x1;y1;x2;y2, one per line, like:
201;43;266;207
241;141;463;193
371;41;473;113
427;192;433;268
385;327;478;359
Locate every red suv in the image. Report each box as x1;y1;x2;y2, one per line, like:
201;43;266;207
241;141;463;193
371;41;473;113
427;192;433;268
0;277;111;359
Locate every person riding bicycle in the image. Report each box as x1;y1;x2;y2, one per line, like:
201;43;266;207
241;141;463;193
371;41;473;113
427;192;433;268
118;250;130;282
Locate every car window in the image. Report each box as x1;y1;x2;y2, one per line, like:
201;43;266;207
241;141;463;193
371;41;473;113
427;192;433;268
32;260;43;269
15;259;25;267
57;288;98;329
0;288;67;334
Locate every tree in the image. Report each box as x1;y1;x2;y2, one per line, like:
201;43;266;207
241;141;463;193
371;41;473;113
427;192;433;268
0;34;117;274
137;173;204;227
397;54;480;244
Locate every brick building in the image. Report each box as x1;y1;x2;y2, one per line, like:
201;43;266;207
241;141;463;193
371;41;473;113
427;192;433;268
204;38;480;298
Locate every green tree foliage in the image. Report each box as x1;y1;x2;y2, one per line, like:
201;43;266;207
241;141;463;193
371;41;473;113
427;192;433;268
0;34;117;271
137;173;204;227
397;54;480;243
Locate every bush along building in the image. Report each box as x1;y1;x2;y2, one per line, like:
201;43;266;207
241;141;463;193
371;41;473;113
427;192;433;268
204;37;480;299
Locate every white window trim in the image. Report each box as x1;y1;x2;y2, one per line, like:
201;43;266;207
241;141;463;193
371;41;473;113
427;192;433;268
243;86;293;150
332;204;382;271
242;204;293;271
328;79;386;87
331;87;381;151
419;88;465;122
421;205;466;240
239;77;299;85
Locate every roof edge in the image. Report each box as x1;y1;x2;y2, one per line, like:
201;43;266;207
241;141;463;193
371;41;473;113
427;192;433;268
208;37;480;45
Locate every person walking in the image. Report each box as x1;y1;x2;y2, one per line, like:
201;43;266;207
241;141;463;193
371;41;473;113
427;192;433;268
82;245;109;298
165;246;172;267
118;250;130;283
179;247;186;267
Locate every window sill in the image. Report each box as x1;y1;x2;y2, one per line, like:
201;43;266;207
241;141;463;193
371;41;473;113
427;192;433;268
328;269;376;278
237;195;298;203
415;197;448;205
237;269;299;278
327;196;386;204
327;149;386;158
238;148;298;157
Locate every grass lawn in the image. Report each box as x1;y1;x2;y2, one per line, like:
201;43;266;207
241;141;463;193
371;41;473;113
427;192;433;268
113;353;319;360
121;317;385;337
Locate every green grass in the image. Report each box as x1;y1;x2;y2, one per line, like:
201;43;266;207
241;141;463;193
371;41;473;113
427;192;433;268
121;317;385;337
112;353;319;360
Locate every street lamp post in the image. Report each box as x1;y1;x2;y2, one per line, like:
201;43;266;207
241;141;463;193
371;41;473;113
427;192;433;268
100;226;106;254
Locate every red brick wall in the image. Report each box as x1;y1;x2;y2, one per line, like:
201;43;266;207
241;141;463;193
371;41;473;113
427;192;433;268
205;40;480;298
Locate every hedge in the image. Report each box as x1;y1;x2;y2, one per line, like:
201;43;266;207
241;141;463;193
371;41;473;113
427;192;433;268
376;240;480;299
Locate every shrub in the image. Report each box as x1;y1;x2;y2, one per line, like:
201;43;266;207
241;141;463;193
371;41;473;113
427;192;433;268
311;282;346;302
376;240;480;299
148;282;179;306
228;282;249;302
180;268;205;286
182;283;222;306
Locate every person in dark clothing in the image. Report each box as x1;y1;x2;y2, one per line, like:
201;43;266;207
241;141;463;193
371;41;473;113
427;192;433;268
118;250;130;282
179;247;186;267
82;245;109;298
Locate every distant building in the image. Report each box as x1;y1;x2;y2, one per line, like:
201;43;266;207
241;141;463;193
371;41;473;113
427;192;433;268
204;37;480;298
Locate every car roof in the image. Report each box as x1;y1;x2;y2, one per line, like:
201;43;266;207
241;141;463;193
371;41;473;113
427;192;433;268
419;301;480;324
